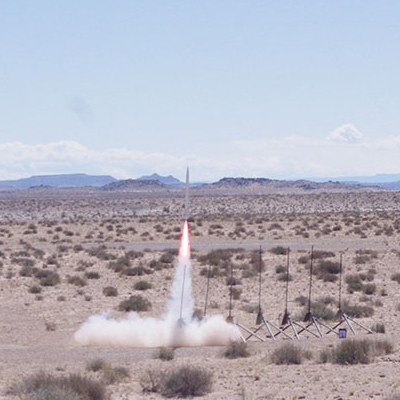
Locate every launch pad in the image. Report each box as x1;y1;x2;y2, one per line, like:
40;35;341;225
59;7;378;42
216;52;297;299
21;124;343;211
221;245;375;342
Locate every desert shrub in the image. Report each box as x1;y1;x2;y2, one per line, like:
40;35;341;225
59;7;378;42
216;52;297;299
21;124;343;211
241;267;256;278
271;343;303;365
46;256;59;267
85;271;100;279
360;270;375;282
200;266;223;278
298;255;309;264
20;265;36;277
319;348;331;364
318;295;335;305
269;246;288;255
277;272;292;282
224;341;249;359
241;303;259;314
269;222;283;231
122;266;152;276
87;246;116;261
231;287;242;300
249;250;265;272
226;276;241;286
65;374;106;399
342;302;374;318
86;358;107;372
103;286;118;297
295;295;308;306
372;323;386;333
11;257;35;267
363;283;376;295
372;339;393;356
45;321;56;331
29;285;42;294
37;271;60;286
197;249;233;266
9;371;106;400
73;244;84;252
125;250;144;259
101;366;129;385
275;265;286;274
391;273;400;284
314;260;340;282
312;250;335;259
332;339;370;364
354;255;370;264
134;280;152;290
57;245;70;253
156;347;175;361
140;370;163;393
159;251;175;264
299;301;335;321
108;257;131;273
356;249;378;260
118;295;151;312
161;366;213;397
330;339;392;365
345;274;364;293
149;260;164;271
68;275;87;287
298;250;335;263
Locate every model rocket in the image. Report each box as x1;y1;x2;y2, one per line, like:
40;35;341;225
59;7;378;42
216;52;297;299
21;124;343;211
184;167;189;221
177;167;190;328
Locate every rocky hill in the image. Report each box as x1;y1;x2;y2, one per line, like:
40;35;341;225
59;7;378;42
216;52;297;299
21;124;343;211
138;173;183;186
198;177;382;193
101;179;167;191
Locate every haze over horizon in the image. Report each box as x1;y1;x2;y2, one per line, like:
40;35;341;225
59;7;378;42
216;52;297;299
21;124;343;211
1;2;400;182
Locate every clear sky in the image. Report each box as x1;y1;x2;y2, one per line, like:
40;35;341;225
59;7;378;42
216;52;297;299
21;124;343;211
1;1;400;181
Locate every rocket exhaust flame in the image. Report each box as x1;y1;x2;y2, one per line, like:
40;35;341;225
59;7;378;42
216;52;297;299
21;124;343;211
179;221;190;258
178;221;190;324
74;170;240;347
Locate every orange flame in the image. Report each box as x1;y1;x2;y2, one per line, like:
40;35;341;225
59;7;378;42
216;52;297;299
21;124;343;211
179;221;190;258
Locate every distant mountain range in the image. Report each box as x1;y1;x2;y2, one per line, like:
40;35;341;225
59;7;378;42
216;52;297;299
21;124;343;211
101;179;166;191
310;173;400;190
0;172;400;191
203;177;377;192
137;173;183;186
316;173;400;183
0;173;116;188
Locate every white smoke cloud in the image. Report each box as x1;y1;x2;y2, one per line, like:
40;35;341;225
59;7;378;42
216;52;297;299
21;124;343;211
326;123;364;143
75;224;241;348
74;312;240;348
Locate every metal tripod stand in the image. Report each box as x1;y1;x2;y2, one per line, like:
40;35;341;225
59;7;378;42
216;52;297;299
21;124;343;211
326;253;372;335
236;247;292;341
294;246;338;338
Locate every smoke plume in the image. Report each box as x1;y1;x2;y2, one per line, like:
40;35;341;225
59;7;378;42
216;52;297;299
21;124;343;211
74;222;241;347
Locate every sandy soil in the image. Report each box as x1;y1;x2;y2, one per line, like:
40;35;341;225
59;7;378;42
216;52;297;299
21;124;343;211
1;189;400;399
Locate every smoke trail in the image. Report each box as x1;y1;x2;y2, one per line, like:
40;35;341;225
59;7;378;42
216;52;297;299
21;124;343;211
74;222;241;347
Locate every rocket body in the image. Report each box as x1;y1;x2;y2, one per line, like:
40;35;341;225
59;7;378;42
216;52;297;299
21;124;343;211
177;168;191;327
184;167;189;220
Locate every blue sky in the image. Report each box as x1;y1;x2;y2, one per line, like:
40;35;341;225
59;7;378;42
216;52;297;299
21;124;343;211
1;1;400;181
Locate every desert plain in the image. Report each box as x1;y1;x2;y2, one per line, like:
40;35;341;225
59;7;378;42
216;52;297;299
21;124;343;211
1;187;400;399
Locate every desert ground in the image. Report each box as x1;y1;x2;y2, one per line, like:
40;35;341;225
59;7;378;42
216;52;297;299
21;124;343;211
1;188;400;399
